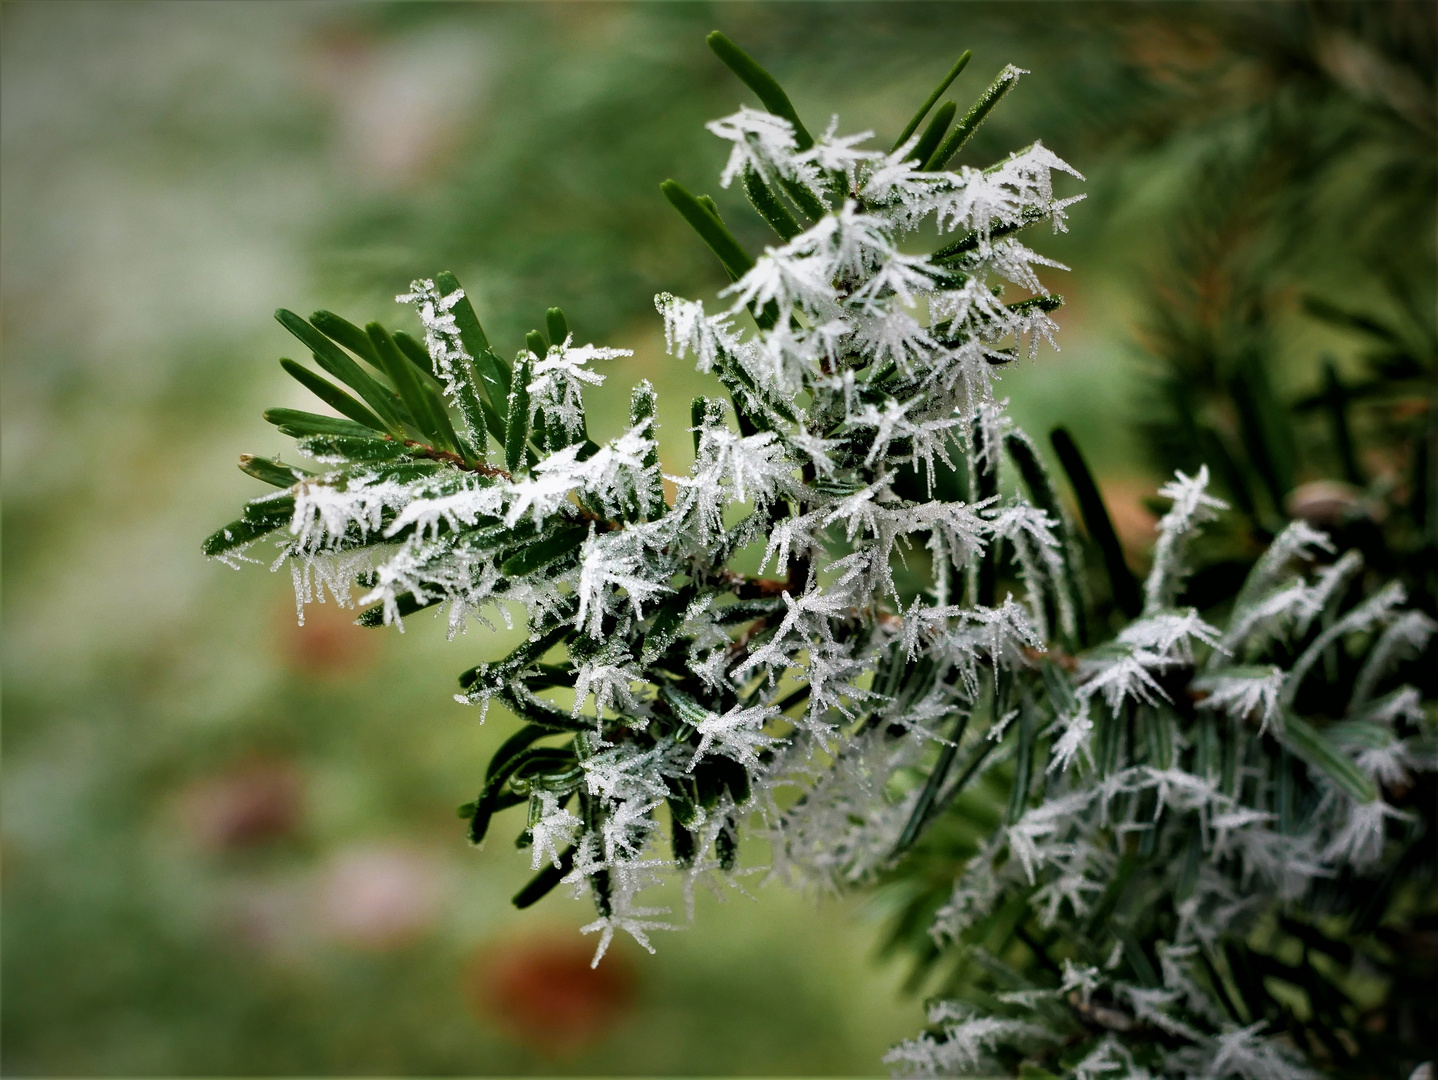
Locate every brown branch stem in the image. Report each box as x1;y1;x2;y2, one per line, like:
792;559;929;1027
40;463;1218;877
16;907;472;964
402;439;510;478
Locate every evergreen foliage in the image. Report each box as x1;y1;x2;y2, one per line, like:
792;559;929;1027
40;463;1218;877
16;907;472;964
877;8;1438;1075
208;30;1435;1079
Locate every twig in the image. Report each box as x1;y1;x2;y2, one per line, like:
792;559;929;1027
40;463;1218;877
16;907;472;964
402;439;510;478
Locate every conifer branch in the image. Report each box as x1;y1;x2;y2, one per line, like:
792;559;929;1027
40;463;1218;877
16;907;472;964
205;28;1436;1078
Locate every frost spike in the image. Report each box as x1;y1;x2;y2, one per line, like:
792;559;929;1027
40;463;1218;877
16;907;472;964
1051;426;1142;618
891;48;971;151
926;63;1024;170
705;31;813;150
278;358;388;433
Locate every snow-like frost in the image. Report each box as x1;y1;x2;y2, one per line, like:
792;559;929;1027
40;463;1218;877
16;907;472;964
214;87;1435;1080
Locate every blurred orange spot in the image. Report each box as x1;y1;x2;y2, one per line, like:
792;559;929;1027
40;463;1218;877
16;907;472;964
179;757;304;851
465;932;636;1056
282;598;378;678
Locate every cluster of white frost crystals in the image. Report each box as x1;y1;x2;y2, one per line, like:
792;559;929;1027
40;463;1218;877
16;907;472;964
887;496;1435;1078
218;92;1435;1078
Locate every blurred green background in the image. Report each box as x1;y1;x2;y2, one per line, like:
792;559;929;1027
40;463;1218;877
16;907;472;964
4;2;1427;1074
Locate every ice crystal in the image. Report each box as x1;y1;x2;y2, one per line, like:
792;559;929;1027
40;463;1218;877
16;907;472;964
209;46;1433;1080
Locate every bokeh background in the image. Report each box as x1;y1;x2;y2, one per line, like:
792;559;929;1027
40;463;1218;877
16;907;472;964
3;2;1431;1075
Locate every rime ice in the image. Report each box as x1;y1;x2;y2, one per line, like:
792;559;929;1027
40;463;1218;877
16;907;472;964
208;70;1434;1080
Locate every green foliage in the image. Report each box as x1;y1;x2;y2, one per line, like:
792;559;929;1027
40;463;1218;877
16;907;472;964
205;19;1437;1078
877;7;1438;1076
16;5;1433;1077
